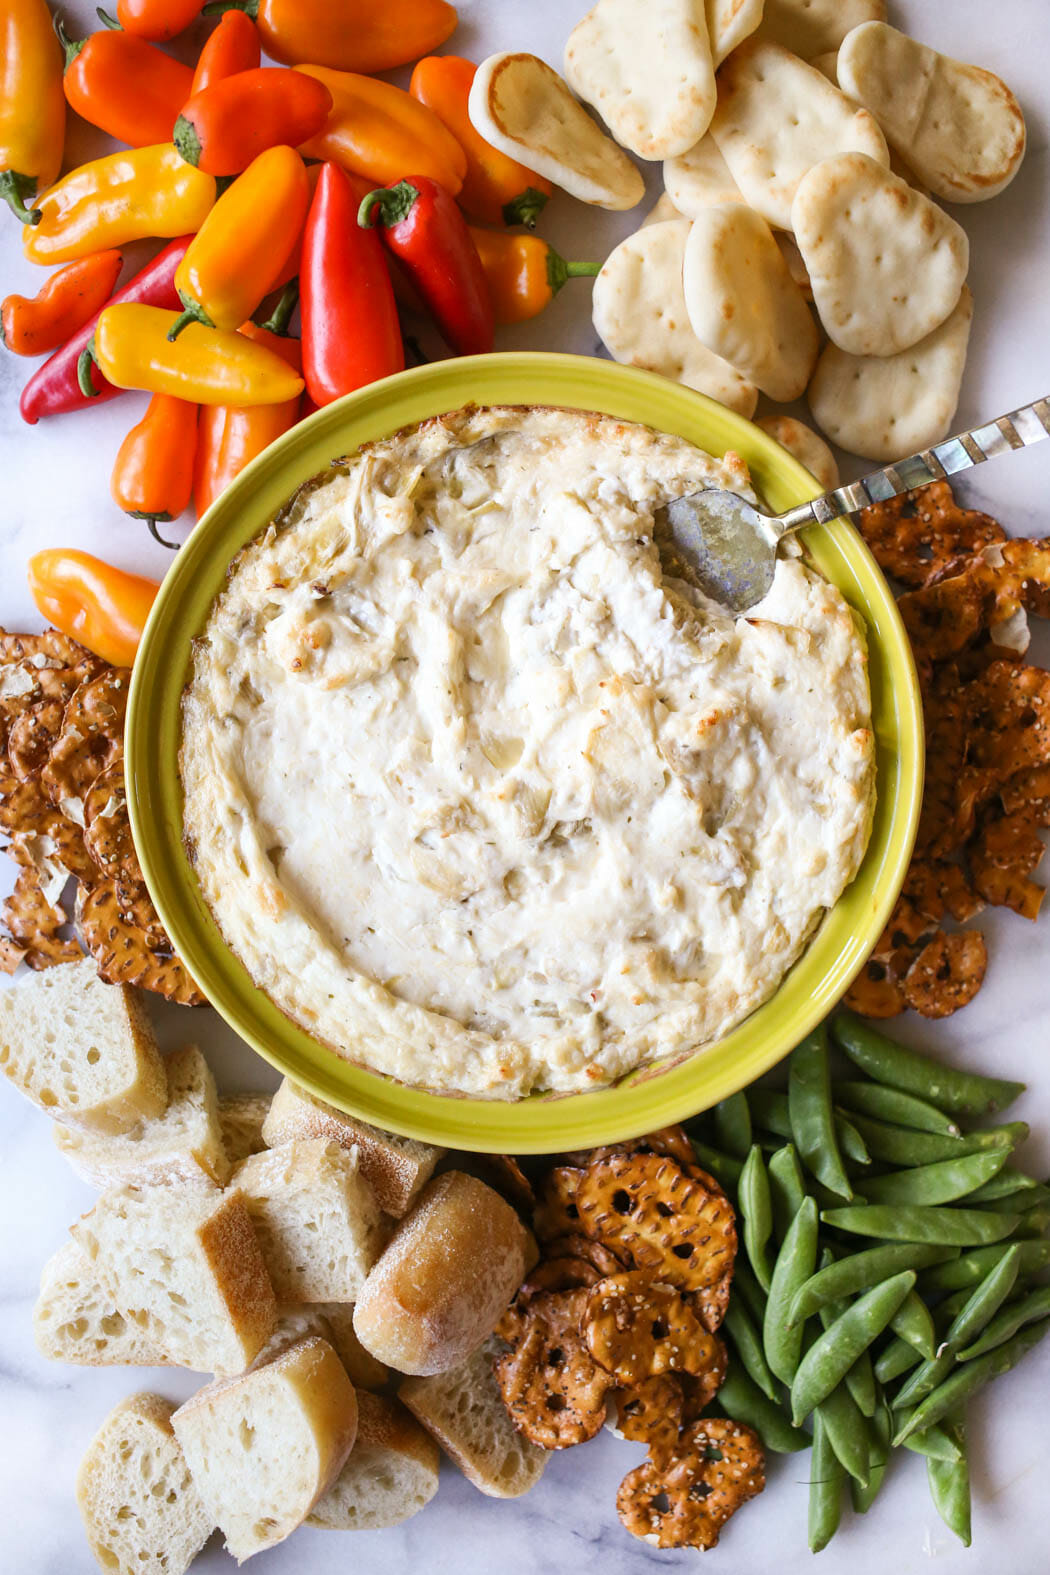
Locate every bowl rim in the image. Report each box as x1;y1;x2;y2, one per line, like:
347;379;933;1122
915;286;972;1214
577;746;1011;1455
127;351;923;1154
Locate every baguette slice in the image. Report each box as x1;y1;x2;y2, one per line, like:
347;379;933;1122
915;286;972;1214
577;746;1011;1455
234;1138;385;1303
308;1391;439;1530
34;1239;170;1367
0;955;166;1133
262;1079;442;1217
172;1336;358;1562
54;1046;229;1188
315;1302;389;1391
72;1182;277;1375
400;1337;548;1498
218;1093;271;1168
76;1392;213;1575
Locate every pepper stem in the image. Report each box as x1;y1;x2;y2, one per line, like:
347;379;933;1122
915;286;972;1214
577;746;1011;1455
96;8;121;27
128;513;180;549
201;0;259;16
358;181;419;230
545;249;601;297
255;278;299;336
167;295;212;340
53;17;87;68
77;342;101;398
502;187;549;230
0;171;42;226
173;115;203;168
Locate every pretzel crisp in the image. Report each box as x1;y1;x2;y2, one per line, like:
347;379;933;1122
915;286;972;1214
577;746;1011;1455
76;879;205;1006
43;670;129;812
616;1418;765;1550
2;868;82;970
494;1288;611;1449
82;763;137;883
583;1271;724;1387
608;1376;683;1453
969;811;1045;920
533;1165;587;1242
901;929;987;1018
856;482;1006;590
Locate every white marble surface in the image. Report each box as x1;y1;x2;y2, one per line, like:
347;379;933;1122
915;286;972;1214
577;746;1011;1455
1;1;1048;1570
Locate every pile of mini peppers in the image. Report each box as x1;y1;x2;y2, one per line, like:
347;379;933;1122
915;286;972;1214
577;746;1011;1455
1;0;603;664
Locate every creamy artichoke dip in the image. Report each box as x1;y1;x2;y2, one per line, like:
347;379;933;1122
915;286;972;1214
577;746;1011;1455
181;407;874;1098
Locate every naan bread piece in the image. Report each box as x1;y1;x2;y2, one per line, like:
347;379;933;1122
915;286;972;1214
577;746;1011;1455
775;231;811;298
682;204;818;401
640;192;684;227
564;0;717;161
758;0;884;58
704;0;764;67
838;23;1026;203
808;286;973;463
757;416;840;491
593;219;759;415
663;134;745;215
469;52;644;210
710;39;888;228
792;152;968;356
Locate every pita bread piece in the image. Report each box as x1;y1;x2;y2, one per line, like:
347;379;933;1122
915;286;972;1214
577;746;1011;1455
664;134;745;216
683;204;818;401
640;192;684;227
710;38;888;229
792;152;968;357
469;52;644;210
757;416;840;492
704;0;763;68
758;0;885;59
808;286;973;463
593;219;758;415
564;0;716;161
838;22;1026;203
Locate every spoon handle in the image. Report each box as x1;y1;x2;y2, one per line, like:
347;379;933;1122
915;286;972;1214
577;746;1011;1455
773;396;1050;537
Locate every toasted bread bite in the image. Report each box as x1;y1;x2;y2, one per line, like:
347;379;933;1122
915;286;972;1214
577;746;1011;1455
218;1093;271;1167
34;1238;169;1367
309;1391;440;1530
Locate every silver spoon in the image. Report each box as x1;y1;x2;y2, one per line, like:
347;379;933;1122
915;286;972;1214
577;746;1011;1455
658;397;1050;613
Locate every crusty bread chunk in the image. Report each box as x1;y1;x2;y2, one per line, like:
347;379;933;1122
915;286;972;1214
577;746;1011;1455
0;955;166;1133
315;1302;389;1391
400;1337;548;1498
54;1046;229;1188
172;1336;357;1562
262;1079;442;1216
309;1391;439;1530
233;1138;385;1304
218;1093;271;1168
72;1182;277;1375
34;1239;169;1367
354;1171;535;1376
76;1392;212;1575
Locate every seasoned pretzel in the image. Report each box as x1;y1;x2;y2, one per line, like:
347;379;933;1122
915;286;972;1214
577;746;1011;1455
533;1165;587;1242
0;628;97;669
902;930;987;1018
969;811;1045;920
1002;765;1050;825
82;763;136;881
543;1234;626;1277
43;670;130;811
616;1418;765;1550
7;700;63;782
520;1256;604;1299
904;860;983;925
856;482;1006;590
608;1375;683;1452
584;1271;725;1388
493;1288;611;1450
2;869;82;970
576;1152;737;1294
76;878;205;1005
679;1348;729;1423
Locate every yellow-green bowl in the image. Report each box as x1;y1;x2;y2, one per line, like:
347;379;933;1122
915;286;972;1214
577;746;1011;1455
127;352;923;1154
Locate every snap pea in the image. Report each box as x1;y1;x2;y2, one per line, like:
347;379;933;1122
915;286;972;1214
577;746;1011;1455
789;1243;957;1325
862;1149;1009;1207
730;1258;768;1327
842;1113;1027;1169
820;1297;877;1417
831;1011;1025;1115
688;1137;743;1192
918;1239;1050;1295
816;1382;871;1486
790;1271;916;1424
748;1087;791;1136
851;1396;893;1514
966;1167;1041;1204
739;1144;774;1292
821;1204;1017;1247
894;1317;1050;1444
835;1112;871;1168
927;1413;972;1548
874;1335;923;1384
768;1143;807;1241
789;1026;852;1200
809;1410;844;1552
955;1282;1050;1361
724;1298;779;1402
890;1288;937;1359
900;1423;964;1464
1010;1204;1050;1238
895;1245;1022;1407
836;1080;962;1137
716;1365;809;1453
764;1196;819;1384
712;1090;753;1159
974;1184;1050;1216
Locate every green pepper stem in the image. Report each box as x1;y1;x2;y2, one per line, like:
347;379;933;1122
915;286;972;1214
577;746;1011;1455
201;0;259;15
358;181;418;230
77;343;101;398
96;8;121;27
53;17;87;69
255;278;299;336
173;115;203;168
545;249;601;297
168;294;212;340
128;514;180;549
0;171;42;226
502;187;549;230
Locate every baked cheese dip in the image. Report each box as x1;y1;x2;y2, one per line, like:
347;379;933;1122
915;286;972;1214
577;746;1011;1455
181;407;874;1098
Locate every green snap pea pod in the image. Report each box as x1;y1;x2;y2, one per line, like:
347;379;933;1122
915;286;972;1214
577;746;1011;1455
836;1080;962;1137
790;1271;916;1424
889;1288;937;1359
955;1282;1050;1360
748;1087;791;1136
819;1298;876;1416
895;1245;1022;1407
789;1243;957;1325
821;1204;1017;1247
974;1184;1050;1215
764;1196;819;1384
687;1137;743;1192
716;1365;809;1453
918;1239;1050;1295
966;1167;1041;1204
730;1258;768;1326
768;1143;807;1241
816;1382;871;1486
724;1298;779;1401
789;1026;852;1200
850;1396;893;1514
900;1422;964;1463
874;1334;923;1383
809;1410;844;1552
1010;1204;1050;1238
835;1112;871;1167
739;1144;774;1292
831;1011;1026;1115
712;1090;753;1159
843;1113;1027;1168
933;1287;978;1325
894;1317;1050;1444
862;1148;1009;1207
927;1413;972;1547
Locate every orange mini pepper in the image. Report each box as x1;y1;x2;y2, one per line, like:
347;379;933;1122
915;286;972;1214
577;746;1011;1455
468;227;600;325
170;146;309;337
27;549;160;668
410;56;551;229
191;8;260;92
111;392;199;544
2;249;122;356
297;66;467;197
103;0;205;42
59;21;195;149
202;0;456;74
0;0;66;223
174;67;332;176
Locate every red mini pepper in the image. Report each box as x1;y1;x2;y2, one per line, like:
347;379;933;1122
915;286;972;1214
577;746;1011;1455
19;235;189;424
359;177;493;357
2;249;122;356
190;9;260;92
301;161;403;408
174;67;332;175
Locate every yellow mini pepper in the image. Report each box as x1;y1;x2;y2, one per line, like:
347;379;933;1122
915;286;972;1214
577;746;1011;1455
89;303;304;406
24;145;216;266
171;145;310;338
0;0;66;224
